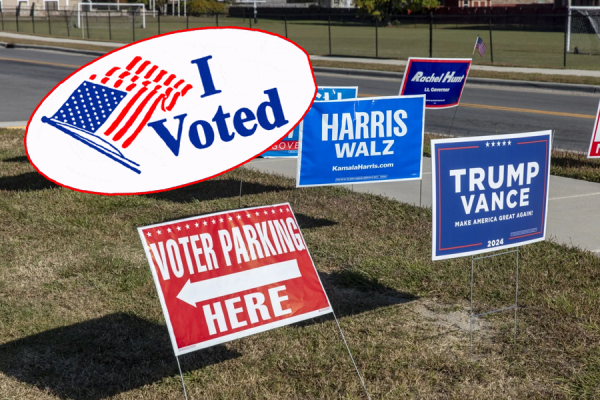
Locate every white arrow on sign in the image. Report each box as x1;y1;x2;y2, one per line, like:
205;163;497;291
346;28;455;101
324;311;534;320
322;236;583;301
177;259;302;307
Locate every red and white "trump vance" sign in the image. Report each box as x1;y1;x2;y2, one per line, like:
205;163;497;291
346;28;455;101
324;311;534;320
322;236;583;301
138;203;331;355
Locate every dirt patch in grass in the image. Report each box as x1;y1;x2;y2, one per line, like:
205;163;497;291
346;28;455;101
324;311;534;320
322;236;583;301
0;128;599;398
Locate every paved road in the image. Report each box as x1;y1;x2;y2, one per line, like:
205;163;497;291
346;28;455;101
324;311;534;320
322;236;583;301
0;47;598;153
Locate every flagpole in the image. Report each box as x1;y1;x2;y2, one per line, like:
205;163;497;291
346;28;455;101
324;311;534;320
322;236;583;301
472;35;479;56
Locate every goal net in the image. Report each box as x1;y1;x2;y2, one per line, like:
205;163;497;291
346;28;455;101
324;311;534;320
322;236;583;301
568;7;600;55
76;2;146;29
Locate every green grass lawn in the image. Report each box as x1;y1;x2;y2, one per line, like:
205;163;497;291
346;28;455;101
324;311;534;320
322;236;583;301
3;14;600;70
1;128;600;398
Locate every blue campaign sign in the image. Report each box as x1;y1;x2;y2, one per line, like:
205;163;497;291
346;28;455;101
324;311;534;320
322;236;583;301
262;86;358;158
297;95;425;187
399;58;471;109
431;131;552;260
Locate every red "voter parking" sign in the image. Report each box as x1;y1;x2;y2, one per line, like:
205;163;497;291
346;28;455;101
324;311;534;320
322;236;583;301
138;203;332;355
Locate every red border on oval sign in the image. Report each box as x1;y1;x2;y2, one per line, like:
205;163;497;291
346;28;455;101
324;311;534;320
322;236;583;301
24;27;318;196
399;57;471;109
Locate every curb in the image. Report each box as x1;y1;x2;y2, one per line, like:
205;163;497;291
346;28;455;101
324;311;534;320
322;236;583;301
313;66;600;94
0;41;109;57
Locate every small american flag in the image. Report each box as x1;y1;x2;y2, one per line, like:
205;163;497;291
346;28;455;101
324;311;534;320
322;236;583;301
43;56;193;173
46;56;193;150
474;36;487;57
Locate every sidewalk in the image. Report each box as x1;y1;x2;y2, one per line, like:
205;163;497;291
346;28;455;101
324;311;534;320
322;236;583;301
247;157;600;254
2;31;600;78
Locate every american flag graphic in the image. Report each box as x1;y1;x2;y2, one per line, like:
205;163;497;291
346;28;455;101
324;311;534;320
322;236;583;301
43;56;193;173
474;36;487;57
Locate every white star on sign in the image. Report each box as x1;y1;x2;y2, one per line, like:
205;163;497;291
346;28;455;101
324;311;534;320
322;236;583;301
508;140;512;145
503;141;506;146
271;210;276;214
195;222;199;227
497;141;501;146
486;142;489;147
228;216;233;221
255;212;260;216
157;230;162;235
237;215;242;219
146;232;152;237
286;208;290;212
203;221;208;226
264;211;268;215
167;228;172;233
220;218;224;223
246;214;251;218
212;219;216;224
185;224;190;229
279;209;283;213
492;142;495;147
177;226;181;231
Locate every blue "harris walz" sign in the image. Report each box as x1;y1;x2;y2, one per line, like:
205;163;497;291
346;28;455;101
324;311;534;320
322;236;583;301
297;95;425;187
431;131;552;260
262;87;358;158
399;58;471;109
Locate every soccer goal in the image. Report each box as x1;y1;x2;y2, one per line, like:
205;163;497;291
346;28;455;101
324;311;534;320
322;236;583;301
567;6;600;55
77;2;146;29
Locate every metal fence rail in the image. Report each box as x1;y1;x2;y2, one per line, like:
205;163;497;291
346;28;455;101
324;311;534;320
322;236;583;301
1;6;599;71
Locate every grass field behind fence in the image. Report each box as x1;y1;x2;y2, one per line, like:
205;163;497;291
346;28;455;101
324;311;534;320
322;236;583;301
2;13;600;70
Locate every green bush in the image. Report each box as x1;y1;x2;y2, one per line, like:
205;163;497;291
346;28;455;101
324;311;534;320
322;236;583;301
187;0;228;15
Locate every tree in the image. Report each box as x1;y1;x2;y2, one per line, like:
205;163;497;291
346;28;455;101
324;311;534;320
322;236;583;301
356;0;440;19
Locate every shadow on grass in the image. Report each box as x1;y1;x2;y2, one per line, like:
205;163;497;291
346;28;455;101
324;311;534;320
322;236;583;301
0;171;58;191
147;178;289;203
0;313;240;400
295;213;338;229
292;269;417;330
3;156;29;163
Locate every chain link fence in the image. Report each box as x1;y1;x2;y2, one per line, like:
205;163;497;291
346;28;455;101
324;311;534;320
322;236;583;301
1;6;599;71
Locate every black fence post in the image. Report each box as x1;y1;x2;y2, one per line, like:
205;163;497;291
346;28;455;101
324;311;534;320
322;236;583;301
108;10;112;40
564;14;568;68
328;14;331;55
86;10;90;39
186;12;188;29
132;10;135;42
249;14;252;28
243;8;245;24
47;9;51;35
216;13;219;27
489;15;494;63
16;4;19;32
429;12;433;58
64;9;69;36
1;10;4;31
32;4;35;34
284;14;287;38
375;17;378;58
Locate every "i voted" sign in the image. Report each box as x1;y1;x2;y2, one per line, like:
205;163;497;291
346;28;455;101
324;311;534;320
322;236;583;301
26;28;316;194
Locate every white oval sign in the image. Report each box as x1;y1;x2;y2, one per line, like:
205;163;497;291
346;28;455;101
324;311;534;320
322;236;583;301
25;28;316;194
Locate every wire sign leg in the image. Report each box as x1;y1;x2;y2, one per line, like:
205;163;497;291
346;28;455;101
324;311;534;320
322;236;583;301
470;255;474;361
175;355;189;400
418;178;423;231
514;247;519;341
332;310;371;400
